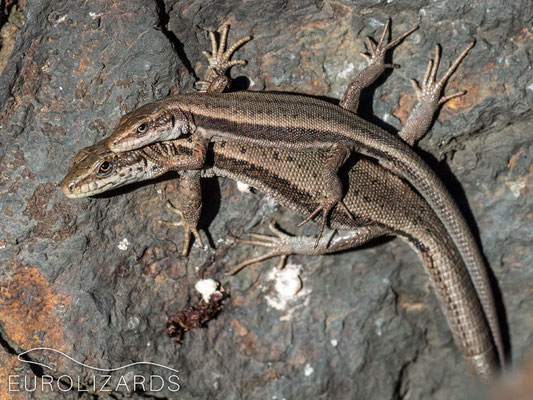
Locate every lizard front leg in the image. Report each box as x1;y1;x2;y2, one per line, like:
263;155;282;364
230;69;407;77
399;41;475;145
301;20;416;244
159;170;204;256
229;220;388;275
196;24;252;93
340;19;418;113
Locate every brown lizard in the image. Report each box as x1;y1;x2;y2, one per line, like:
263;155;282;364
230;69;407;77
61;134;498;380
61;21;503;379
103;22;504;369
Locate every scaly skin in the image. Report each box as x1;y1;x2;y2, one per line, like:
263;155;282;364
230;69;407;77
61;135;499;380
62;21;503;380
104;24;503;367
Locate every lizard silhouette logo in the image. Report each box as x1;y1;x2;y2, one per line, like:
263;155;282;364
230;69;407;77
8;347;181;394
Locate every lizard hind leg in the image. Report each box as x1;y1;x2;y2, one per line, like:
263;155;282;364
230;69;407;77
229;221;387;275
297;142;356;246
229;220;336;275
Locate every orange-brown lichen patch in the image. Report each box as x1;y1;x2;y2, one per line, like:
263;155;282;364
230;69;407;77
0;37;42;127
230;295;250;308
513;26;533;44
74;81;91;101
445;83;480;113
393;82;482;124
0;265;72;351
329;1;351;18
294;1;352;33
0;349;38;399
504;160;533;198
392;92;417;125
0;149;26;171
508;149;526;171
0;0;26;72
241;367;281;391
397;293;427;313
482;61;497;74
72;39;101;76
116;76;135;89
231;318;262;357
231;318;250;337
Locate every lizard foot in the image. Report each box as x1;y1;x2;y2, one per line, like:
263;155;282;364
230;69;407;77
340;18;418;112
229;221;290;275
361;18;419;69
196;24;252;92
410;41;475;107
297;197;354;248
229;220;336;275
159;201;204;257
399;40;475;145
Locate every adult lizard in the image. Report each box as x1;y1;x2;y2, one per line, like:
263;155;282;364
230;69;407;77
61;134;499;380
103;22;504;369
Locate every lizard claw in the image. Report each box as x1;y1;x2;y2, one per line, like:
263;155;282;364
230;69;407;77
399;40;474;145
340;19;417;113
230;220;339;275
361;18;418;68
229;220;293;275
197;24;252;92
160;201;204;256
410;41;475;106
297;198;355;248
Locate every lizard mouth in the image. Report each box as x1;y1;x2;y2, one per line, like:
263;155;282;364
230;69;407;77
60;178;105;198
107;135;144;152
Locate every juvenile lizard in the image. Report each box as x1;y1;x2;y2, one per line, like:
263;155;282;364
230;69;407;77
103;22;504;369
61;134;498;380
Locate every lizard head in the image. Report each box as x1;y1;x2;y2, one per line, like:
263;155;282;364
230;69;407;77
61;139;152;198
107;96;190;153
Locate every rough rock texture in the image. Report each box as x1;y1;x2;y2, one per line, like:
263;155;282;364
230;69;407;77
0;0;532;399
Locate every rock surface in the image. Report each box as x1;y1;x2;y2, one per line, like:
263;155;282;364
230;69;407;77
0;0;532;399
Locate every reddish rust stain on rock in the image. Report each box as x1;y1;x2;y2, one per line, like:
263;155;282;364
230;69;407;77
20;167;35;181
445;83;481;113
117;76;135;89
74;81;91;100
392;92;417;125
1;149;26;171
231;318;260;356
0;350;38;399
41;122;67;136
508;149;526;171
393;82;481;123
330;1;351;17
513;26;533;43
0;265;72;350
140;247;187;279
23;183;77;241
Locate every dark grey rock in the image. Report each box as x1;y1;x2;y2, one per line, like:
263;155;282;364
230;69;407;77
0;0;531;399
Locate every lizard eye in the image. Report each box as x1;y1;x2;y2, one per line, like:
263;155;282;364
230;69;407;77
97;160;112;176
137;122;148;136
